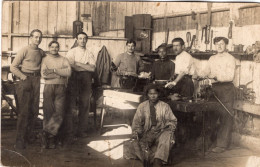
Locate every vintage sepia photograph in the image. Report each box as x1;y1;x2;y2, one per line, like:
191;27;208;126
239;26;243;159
1;1;260;166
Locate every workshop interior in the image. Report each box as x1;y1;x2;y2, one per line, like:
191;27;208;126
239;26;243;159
1;1;260;167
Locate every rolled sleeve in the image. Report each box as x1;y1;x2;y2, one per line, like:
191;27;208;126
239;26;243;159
114;54;122;68
55;58;72;77
41;58;59;79
66;49;75;65
175;51;194;75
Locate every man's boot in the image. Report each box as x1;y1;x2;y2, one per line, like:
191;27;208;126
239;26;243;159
40;131;48;149
48;136;56;149
153;158;162;167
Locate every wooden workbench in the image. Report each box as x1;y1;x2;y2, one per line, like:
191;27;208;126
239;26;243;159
168;100;222;113
99;90;142;134
168;100;222;156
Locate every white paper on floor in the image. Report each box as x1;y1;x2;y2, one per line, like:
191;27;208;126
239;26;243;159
87;125;132;160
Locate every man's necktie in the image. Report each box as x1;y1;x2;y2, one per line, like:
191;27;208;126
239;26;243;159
149;101;157;126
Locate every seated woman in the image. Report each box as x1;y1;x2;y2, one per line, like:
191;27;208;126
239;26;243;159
124;84;177;167
41;41;71;149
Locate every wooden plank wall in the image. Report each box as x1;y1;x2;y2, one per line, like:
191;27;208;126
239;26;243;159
1;1;127;58
80;2;167;35
1;1;260;104
7;1;76;35
153;11;230;32
3;2;259;38
2;1;260;61
239;6;260;26
82;2;259;33
152;7;260;33
2;1;9;34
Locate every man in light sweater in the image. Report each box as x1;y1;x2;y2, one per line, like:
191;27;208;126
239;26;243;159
111;39;144;88
41;41;71;149
10;29;45;149
64;32;96;141
207;37;236;153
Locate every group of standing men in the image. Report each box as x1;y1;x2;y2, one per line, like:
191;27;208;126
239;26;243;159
11;29;95;149
114;37;236;166
10;28;236;166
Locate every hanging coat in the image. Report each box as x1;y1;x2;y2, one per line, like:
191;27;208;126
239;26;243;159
94;46;111;86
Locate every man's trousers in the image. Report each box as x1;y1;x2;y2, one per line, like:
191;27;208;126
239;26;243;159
211;82;235;148
43;84;66;136
15;75;40;147
63;71;92;137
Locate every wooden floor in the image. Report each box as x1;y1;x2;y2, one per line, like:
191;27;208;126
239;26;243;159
1;110;260;167
2;127;260;166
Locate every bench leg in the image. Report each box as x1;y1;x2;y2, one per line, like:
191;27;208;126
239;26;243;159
100;107;105;135
94;108;97;129
202;110;205;157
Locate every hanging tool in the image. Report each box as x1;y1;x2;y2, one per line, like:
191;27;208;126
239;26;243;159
164;3;168;44
228;21;233;39
195;23;199;47
201;25;210;44
205;26;210;44
190;35;196;49
165;28;169;44
201;26;206;42
210;29;213;51
191;11;196;20
186;35;196;52
186;32;191;47
205;2;212;52
205;26;211;51
195;12;201;50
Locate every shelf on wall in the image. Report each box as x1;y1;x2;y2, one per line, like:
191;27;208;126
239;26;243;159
144;51;254;60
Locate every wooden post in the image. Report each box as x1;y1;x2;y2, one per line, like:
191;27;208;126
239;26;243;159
164;3;168;43
8;2;13;51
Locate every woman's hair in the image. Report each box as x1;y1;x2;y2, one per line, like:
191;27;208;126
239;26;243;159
213;37;229;45
30;29;42;37
144;84;160;96
48;41;60;48
157;44;167;51
172;38;185;46
126;39;136;46
76;32;88;39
